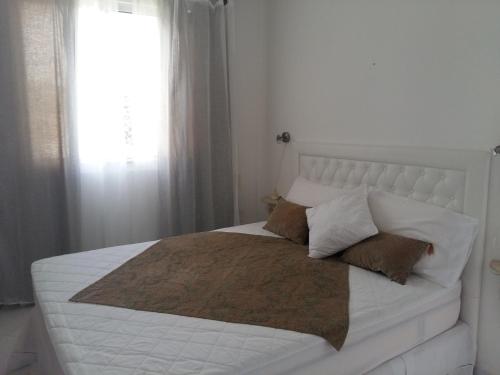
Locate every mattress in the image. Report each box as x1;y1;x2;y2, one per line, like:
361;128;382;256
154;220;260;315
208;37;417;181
31;222;461;375
366;321;473;375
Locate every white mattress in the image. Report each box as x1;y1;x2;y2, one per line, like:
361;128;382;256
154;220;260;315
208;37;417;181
366;322;473;375
31;222;461;375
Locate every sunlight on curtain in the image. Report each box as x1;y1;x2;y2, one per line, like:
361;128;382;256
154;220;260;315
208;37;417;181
75;0;164;250
0;0;69;303
76;0;162;165
20;0;62;168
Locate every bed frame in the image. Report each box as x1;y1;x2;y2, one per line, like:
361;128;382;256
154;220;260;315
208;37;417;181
277;141;491;361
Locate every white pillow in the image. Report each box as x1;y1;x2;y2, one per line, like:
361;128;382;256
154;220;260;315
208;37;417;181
306;186;379;259
368;190;479;288
286;176;344;207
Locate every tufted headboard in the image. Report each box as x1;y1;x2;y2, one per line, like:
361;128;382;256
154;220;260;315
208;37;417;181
300;156;466;212
277;141;491;360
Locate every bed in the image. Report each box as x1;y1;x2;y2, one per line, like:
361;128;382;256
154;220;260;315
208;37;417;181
30;142;491;375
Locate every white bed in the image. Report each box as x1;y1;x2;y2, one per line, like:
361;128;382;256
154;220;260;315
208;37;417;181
31;222;463;375
30;142;490;374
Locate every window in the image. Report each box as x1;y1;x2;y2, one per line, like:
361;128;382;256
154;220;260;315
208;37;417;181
76;0;161;165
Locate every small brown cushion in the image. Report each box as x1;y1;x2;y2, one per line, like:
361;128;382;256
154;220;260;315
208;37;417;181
263;198;309;245
340;232;430;285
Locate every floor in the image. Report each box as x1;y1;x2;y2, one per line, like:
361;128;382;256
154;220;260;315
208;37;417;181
0;306;36;375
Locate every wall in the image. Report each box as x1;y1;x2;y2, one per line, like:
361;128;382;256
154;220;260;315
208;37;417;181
264;0;500;373
228;0;269;223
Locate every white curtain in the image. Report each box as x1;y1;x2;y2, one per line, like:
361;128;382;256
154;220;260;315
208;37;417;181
73;0;163;250
0;0;235;303
158;0;235;236
68;0;235;250
0;0;71;304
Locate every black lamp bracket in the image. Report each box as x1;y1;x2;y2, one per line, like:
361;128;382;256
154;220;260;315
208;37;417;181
276;132;291;144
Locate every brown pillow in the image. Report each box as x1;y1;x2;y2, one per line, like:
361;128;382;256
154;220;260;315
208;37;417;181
340;232;430;285
263;198;309;245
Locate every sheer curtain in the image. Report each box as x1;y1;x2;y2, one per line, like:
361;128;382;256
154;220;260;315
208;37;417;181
0;0;71;304
71;0;235;250
73;0;163;250
0;0;235;303
0;0;237;304
159;0;234;236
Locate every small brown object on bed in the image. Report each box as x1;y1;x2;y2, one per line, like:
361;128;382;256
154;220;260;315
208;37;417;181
263;197;309;244
340;232;430;285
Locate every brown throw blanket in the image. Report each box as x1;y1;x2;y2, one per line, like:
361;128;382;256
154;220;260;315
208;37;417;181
70;232;350;350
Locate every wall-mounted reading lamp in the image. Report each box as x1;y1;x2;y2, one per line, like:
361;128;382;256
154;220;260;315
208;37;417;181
261;132;292;212
276;132;291;144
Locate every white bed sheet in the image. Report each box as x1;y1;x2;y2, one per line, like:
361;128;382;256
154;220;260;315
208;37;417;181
31;222;461;375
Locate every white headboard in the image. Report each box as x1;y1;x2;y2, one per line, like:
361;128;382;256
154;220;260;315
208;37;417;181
278;141;491;359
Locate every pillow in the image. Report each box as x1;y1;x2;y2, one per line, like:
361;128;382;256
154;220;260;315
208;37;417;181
368;190;479;287
286;176;344;207
306;185;379;258
340;232;431;285
263;198;309;245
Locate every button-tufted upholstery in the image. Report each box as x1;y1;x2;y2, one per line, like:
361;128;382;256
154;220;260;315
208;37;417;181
300;156;465;212
281;142;490;364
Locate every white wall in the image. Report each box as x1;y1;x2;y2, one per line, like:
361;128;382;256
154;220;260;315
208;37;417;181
228;0;269;223
264;1;500;373
231;0;500;373
267;0;500;150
